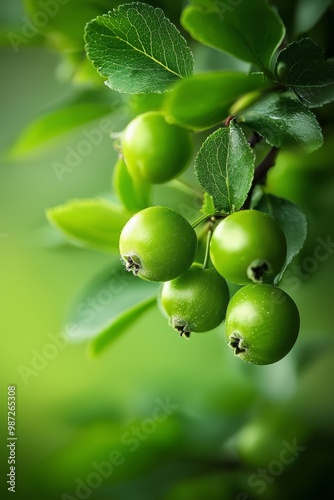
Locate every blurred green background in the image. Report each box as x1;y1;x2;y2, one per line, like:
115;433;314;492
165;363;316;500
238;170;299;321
1;1;334;499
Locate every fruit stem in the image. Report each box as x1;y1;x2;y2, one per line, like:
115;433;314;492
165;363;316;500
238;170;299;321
191;213;211;228
248;131;262;148
168;178;202;200
202;221;214;270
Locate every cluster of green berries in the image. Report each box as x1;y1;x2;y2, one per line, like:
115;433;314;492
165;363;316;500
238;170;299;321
118;112;300;366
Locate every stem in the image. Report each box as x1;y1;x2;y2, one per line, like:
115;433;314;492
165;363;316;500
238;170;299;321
248;131;262;148
168;178;202;200
202;223;214;270
253;146;279;185
191;213;211;228
225;115;234;126
243;146;279;209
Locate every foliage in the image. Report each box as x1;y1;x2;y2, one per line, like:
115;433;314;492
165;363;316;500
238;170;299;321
5;0;334;497
10;0;332;352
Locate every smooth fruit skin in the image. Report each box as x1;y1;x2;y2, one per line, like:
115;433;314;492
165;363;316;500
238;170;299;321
210;210;287;285
119;206;197;282
122;112;193;184
161;263;229;337
225;284;300;365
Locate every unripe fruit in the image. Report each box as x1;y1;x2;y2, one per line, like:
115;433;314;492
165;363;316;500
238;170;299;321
119;206;197;282
225;284;300;365
122;111;193;184
276;61;288;81
161;263;229;337
210;210;287;285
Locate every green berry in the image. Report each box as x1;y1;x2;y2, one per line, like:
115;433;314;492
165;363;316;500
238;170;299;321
122;112;193;184
119;206;197;282
161;263;229;337
225;284;300;365
210;210;287;285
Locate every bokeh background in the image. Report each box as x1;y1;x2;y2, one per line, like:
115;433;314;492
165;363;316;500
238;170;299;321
1;1;334;499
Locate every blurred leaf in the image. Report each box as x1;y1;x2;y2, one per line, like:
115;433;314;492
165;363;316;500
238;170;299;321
275;38;334;107
10;90;120;157
164;472;233;500
64;262;159;343
129;93;165;115
46;198;129;253
23;0;121;52
294;0;332;35
43;414;182;489
85;3;194;94
113;156;151;213
256;193;308;282
296;349;334;434
90;295;157;356
194;122;255;213
237;93;323;152
164;71;269;130
181;0;285;73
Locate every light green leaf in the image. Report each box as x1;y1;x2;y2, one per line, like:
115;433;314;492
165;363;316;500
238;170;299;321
85;2;194;94
237;93;323;152
23;0;121;52
90;295;156;356
194;122;255;213
256;193;308;282
164;71;269;130
275;38;334;108
181;0;285;73
46;199;129;253
10;90;119;158
63;262;158;344
113;156;151;213
200;192;215;217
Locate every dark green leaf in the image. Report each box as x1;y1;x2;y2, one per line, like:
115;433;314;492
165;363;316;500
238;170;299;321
46;199;129;253
164;71;269;130
181;0;285;73
275;38;334;107
85;2;194;94
90;295;156;356
194;122;255;213
256;193;308;282
113;156;151;213
237;93;323;152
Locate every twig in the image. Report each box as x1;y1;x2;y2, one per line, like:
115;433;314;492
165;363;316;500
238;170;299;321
243;146;279;209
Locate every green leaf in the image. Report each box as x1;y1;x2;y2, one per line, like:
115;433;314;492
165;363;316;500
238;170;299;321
294;0;332;35
194;122;255;213
200;192;215;217
63;262;158;344
164;71;269;130
237;93;323;152
10;90;118;158
85;2;194;94
90;295;156;356
256;193;308;282
181;0;285;73
46;199;129;254
113;156;151;213
23;0;122;52
275;38;334;107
